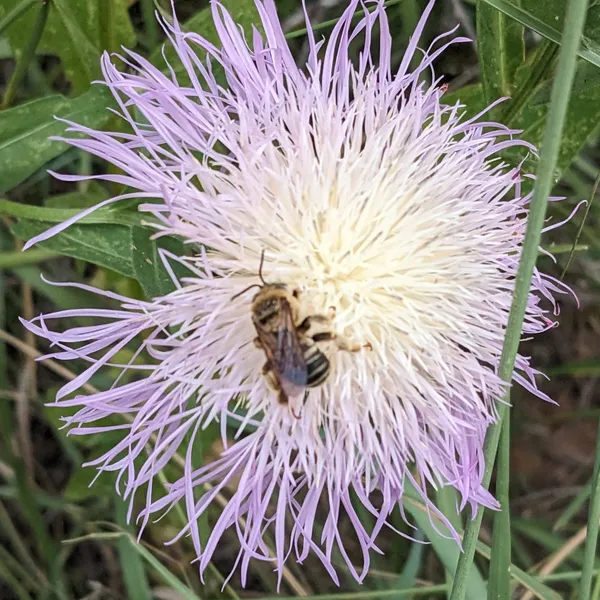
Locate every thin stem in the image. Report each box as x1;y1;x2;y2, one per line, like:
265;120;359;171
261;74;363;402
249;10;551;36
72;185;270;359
489;414;511;599
1;0;50;109
449;0;591;598
0;249;58;269
560;169;599;280
579;421;600;598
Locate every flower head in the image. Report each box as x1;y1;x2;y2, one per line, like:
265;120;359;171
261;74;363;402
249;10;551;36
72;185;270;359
23;0;569;585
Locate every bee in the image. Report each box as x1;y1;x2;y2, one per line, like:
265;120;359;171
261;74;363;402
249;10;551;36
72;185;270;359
232;251;366;418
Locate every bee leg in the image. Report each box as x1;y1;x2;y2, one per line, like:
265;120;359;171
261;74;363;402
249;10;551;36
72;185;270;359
297;314;330;333
311;331;336;344
311;331;370;353
253;337;262;348
290;390;308;420
337;335;373;352
261;359;273;375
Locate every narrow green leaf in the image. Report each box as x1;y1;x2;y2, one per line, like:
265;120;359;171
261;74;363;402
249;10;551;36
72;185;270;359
0;0;36;37
11;220;136;277
477;1;525;104
0;559;32;600
0;248;57;268
553;482;593;532
488;415;511;600
258;587;449;600
49;0;100;86
119;535;199;600
394;530;426;590
0;87;114;193
65;531;198;600
115;500;151;600
481;0;600;69
1;0;50;109
580;421;600;598
475;540;563;600
509;568;562;600
0;198;144;227
130;227;186;298
0;0;135;92
504;54;600;177
449;0;591;598
405;500;488;600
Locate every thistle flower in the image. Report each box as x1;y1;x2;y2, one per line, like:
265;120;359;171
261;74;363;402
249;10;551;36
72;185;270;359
23;0;570;585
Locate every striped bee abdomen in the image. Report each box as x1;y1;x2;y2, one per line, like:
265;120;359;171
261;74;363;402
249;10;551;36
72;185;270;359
303;343;330;387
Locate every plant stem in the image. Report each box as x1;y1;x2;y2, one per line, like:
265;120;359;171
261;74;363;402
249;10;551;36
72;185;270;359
448;0;591;597
579;420;600;599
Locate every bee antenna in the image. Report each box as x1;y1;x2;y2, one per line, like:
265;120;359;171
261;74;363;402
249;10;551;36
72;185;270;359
258;249;267;285
231;284;261;301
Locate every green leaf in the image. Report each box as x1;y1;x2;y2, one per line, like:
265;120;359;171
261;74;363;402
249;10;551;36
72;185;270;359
0;87;114;193
444;83;488;120
404;496;488;600
0;0;36;38
64;467;115;501
0;197;144;227
394;531;426;590
477;1;525;104
0;0;135;93
115;499;151;600
116;534;199;600
508;568;562;600
130;227;187;298
504;56;600;176
150;0;261;85
449;0;591;596
480;0;600;69
43;183;109;208
11;220;136;278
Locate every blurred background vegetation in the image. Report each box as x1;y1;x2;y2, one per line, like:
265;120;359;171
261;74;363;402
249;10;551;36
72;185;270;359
0;0;599;598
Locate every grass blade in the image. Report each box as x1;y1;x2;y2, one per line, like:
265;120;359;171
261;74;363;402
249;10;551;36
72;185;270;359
115;500;151;600
405;497;487;600
579;421;600;598
448;0;591;598
553;482;593;532
481;0;600;69
394;530;426;590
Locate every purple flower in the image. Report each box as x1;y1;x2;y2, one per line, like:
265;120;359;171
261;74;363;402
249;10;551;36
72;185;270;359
23;0;571;585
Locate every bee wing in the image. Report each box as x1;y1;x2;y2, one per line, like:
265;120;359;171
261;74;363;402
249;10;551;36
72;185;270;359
275;302;308;397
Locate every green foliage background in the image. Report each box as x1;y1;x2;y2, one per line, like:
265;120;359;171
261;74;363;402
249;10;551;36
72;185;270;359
0;0;599;599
